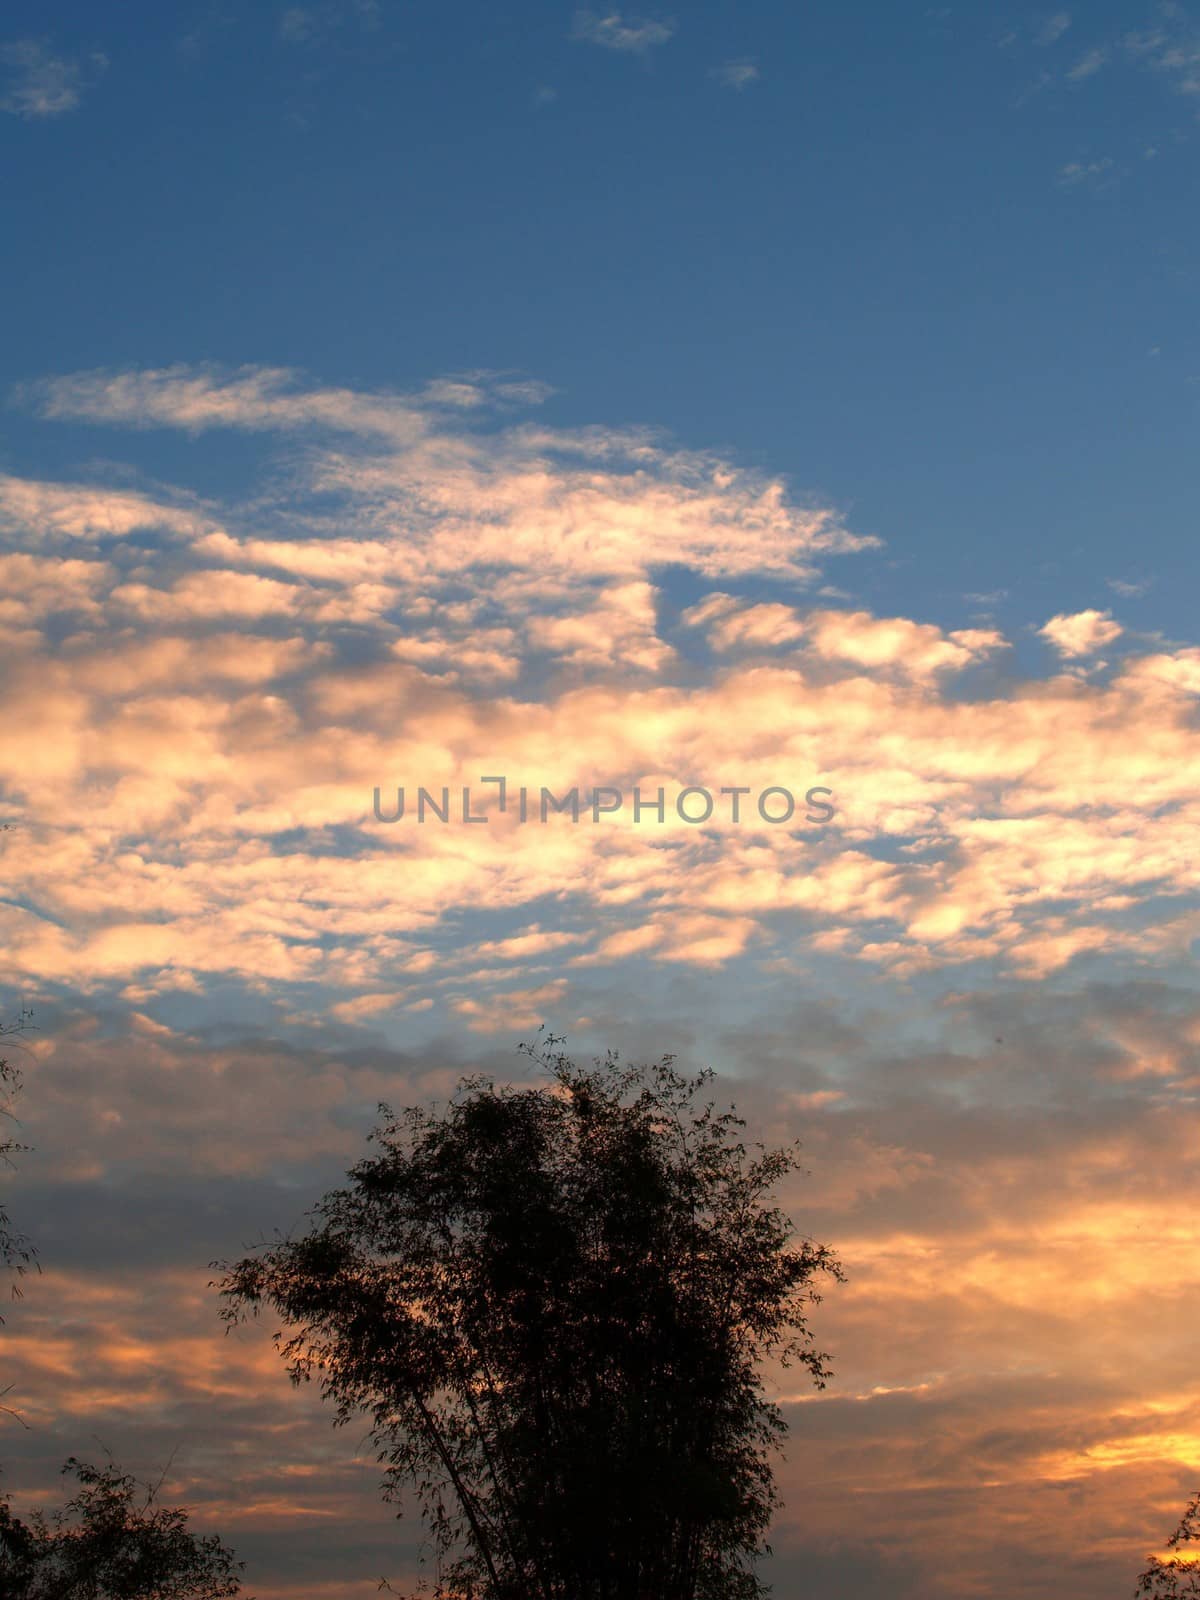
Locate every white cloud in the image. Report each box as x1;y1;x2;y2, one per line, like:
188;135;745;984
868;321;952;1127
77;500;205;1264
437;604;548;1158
571;11;676;54
1067;46;1107;80
1107;576;1152;599
1036;12;1071;47
711;58;759;90
1125;20;1200;98
278;2;382;43
1056;156;1115;187
0;39;106;118
278;8;320;43
1039;608;1123;657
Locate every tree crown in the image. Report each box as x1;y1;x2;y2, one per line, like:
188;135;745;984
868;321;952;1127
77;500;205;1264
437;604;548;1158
218;1033;843;1600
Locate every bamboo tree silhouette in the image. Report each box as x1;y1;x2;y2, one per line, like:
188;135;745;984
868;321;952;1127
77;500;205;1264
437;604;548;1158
217;1032;843;1600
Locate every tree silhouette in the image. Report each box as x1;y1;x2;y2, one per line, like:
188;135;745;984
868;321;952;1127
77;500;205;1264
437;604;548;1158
217;1033;843;1600
0;1011;37;1318
0;997;248;1596
1;1010;38;1429
1137;1493;1200;1597
0;1456;247;1598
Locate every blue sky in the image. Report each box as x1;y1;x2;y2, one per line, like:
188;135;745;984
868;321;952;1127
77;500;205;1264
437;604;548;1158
5;0;1200;637
5;5;1200;1599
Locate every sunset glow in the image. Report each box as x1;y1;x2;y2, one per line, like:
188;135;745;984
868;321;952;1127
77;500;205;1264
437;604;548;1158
3;4;1200;1597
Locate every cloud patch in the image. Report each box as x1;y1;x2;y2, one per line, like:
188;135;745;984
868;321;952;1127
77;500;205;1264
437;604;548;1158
712;58;759;90
1039;608;1122;657
0;39;106;119
571;10;676;54
1035;12;1071;47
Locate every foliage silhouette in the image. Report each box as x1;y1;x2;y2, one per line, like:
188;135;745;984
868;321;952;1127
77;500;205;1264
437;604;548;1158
0;1010;38;1319
0;1456;247;1598
0;1000;247;1594
217;1032;843;1600
1137;1493;1200;1597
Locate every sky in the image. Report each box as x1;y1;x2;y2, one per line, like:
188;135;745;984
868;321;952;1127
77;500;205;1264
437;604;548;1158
2;2;1200;1596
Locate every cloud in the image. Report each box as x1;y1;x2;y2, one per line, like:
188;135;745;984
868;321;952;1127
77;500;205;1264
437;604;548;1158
279;8;321;43
277;1;382;43
0;39;106;119
682;594;805;651
1038;608;1122;657
1036;12;1071;47
526;580;671;670
1120;648;1200;696
26;363;428;441
1056;157;1115;187
806;610;1005;678
1067;46;1107;80
452;979;568;1030
29;367;874;586
684;600;1006;676
9;364;1200;1016
571;10;676;54
1107;576;1152;599
1125;19;1200;99
0;474;212;544
711;58;759;90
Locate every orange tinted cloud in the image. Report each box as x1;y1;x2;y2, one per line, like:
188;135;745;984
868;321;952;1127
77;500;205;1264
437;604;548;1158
0;408;1197;1009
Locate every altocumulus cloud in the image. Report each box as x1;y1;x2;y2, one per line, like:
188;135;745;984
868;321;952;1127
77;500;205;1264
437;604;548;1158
1;365;1199;1022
